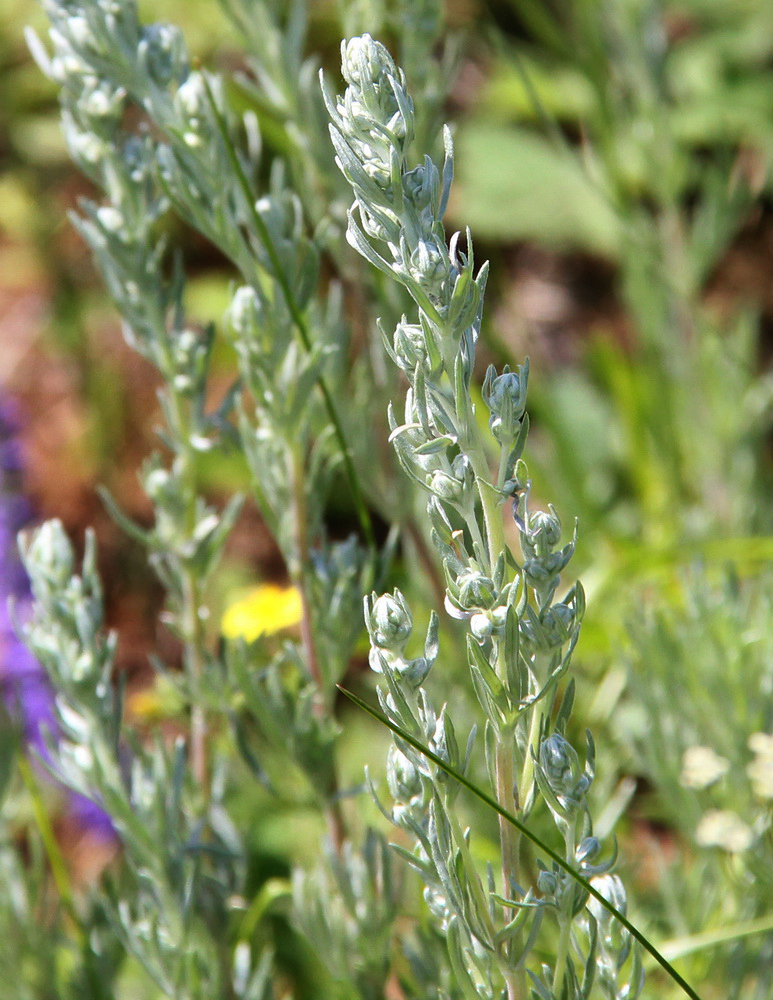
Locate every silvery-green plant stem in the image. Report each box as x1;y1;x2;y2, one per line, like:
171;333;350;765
519;701;542;813
172;392;210;796
461;412;524;941
454;383;524;941
324;16;526;894
331;34;643;998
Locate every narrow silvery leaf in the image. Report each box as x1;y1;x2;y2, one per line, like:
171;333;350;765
439;124;454;219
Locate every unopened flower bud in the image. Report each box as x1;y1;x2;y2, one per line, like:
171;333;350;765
396;655;432;689
366;591;412;651
484;364;528;443
527;509;562;550
428;469;463;502
387;744;422;803
403;162;434;211
409;239;446;292
456;569;497;610
540;603;575;647
541;734;576;789
470;613;495;640
539;733;590;815
393;320;426;373
537;869;559;897
341;34;393;88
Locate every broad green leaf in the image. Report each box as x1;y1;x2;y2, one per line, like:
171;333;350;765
453;123;620;255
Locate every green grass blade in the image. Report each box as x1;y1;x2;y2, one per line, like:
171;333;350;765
659;912;773;963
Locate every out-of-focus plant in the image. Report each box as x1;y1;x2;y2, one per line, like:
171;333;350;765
0;397;115;840
607;567;773;1000
453;0;773;589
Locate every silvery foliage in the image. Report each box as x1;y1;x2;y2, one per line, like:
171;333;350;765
326;35;643;999
23;1;403;996
18;521;246;999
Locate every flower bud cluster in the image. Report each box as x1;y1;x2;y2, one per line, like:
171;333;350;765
445;564;497;620
537;731;595;822
20;521;118;795
363;583;503;957
364;590;436;689
537;836;611;914
389;316;443;379
386;390;458;494
516;502;577;607
337;35;414;188
482;362;529;445
31;12;130;182
329;35;634;994
519;594;580;655
139;455;238;580
324;34;484;331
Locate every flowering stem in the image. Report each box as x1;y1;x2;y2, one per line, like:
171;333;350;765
462;363;525;995
494;737;525;1000
342;685;703;1000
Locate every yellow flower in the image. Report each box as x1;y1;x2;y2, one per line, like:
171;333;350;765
221;583;303;642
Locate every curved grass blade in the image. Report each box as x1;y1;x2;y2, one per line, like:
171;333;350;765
339;684;703;1000
658;912;773;963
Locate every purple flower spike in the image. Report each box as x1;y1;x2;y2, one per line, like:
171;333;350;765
0;397;116;843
